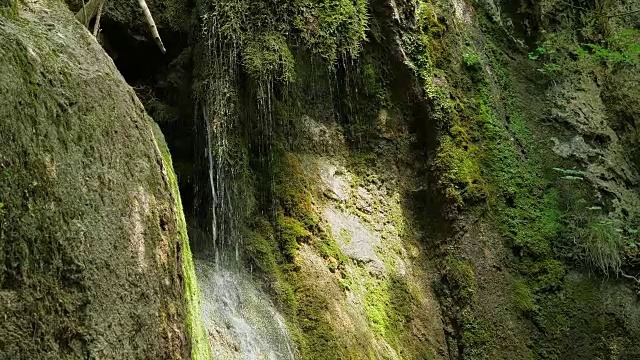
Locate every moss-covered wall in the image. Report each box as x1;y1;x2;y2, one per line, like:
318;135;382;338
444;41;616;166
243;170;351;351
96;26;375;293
190;0;640;358
394;0;640;358
2;0;638;358
0;1;208;358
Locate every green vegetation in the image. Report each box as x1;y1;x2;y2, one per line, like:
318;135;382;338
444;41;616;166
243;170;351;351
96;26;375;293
277;214;310;260
528;29;640;76
463;51;481;69
5;0;640;357
152;124;212;360
362;275;414;340
243;33;295;82
401;0;639;356
294;0;369;61
566;209;640;276
511;278;537;314
0;0;17;18
243;150;353;358
202;0;369;85
437;257;492;359
521;7;640;281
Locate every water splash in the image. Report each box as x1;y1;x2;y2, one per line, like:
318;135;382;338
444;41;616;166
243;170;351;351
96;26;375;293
195;259;296;360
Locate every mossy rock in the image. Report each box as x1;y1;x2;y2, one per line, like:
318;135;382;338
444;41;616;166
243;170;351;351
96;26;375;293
0;1;207;358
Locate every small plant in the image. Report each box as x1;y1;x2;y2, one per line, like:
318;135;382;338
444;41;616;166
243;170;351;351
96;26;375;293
528;29;640;77
580;30;640;66
571;215;626;275
463;50;481;69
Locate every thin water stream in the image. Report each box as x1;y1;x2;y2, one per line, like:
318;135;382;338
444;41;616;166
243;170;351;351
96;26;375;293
194;15;296;359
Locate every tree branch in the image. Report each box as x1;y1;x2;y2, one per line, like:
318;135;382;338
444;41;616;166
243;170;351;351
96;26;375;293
92;0;104;37
138;0;166;54
75;0;100;27
81;0;87;27
620;271;640;284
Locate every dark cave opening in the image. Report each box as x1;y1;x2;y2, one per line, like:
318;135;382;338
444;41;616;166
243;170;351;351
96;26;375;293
97;17;211;245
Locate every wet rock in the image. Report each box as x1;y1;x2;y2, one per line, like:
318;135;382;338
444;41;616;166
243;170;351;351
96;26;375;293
551;135;602;161
318;159;351;202
324;207;385;273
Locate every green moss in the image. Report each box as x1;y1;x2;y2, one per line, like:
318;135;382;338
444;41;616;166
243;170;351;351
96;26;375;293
0;4;203;356
244;216;299;312
437;256;493;359
432;133;486;207
403;1;492;213
0;0;17;18
245;219;279;274
472;46;567;294
511;278;537;314
244;148;360;359
201;0;369;86
243;32;295;82
275;152;319;228
529;273;640;359
294;0;369;61
460;314;493;360
315;231;347;267
152;124;212;360
338;228;351;244
443;257;476;303
362;274;414;341
277;214;311;260
293;277;344;359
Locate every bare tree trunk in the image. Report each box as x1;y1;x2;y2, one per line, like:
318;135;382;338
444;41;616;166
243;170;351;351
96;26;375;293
75;0;99;27
76;0;166;53
92;0;104;36
81;0;87;26
138;0;166;54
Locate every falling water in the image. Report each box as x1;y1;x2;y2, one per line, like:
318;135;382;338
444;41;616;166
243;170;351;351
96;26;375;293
195;259;296;360
193;11;296;360
201;13;242;265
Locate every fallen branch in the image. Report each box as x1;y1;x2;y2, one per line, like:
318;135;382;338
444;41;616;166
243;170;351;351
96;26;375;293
92;0;104;36
138;0;166;54
75;0;166;53
81;0;87;27
75;0;100;27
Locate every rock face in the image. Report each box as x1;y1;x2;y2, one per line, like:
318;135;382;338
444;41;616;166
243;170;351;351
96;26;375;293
0;1;207;359
2;0;640;358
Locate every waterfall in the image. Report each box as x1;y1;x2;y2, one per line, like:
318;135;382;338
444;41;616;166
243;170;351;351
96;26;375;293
192;10;296;360
201;13;241;265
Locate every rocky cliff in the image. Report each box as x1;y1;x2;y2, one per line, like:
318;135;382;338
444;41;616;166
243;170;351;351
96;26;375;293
1;0;639;359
